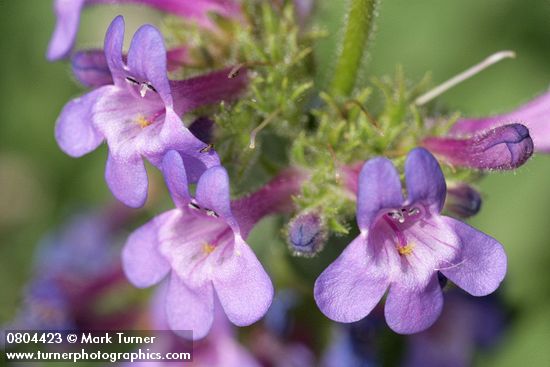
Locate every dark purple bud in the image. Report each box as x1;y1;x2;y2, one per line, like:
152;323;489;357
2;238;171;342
71;49;113;88
422;123;534;170
287;212;327;257
445;183;482;218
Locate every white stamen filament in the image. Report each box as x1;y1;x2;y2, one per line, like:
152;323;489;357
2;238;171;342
249;108;281;149
139;83;148;98
415;50;516;106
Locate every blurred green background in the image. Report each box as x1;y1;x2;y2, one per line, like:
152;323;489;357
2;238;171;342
1;0;549;365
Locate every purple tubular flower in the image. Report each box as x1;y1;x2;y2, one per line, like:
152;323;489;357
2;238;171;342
422;123;533;170
445;182;482;218
122;152;304;339
123;286;261;367
5;209;140;334
47;0;241;61
451;91;550;153
9;278;75;331
314;148;507;334
321;317;382;367
403;290;505;367
55;17;247;207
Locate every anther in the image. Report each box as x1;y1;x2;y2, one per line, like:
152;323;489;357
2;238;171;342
407;207;420;216
125;76;139;85
205;209;219;218
188;202;201;210
145;83;157;93
387;210;405;223
199;144;214;153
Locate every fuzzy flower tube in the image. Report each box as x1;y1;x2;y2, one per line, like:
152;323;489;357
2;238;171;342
314;148;507;334
422;123;534;170
451;91;550;153
122;151;304;339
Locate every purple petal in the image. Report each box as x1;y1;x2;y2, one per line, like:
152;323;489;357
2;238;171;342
55;87;105;157
405;148;446;213
170;67;249;116
213;238;273;326
161;150;191;207
105;153;148;208
195;166;239;230
357;158;404;231
92;86;165;159
440;217;507;296
127;24;172;106
384;275;443;334
103;15;126;86
137;0;242;29
166;274;214;340
393;216;459;289
422;124;533;171
451;91;550;152
314;236;389;323
158;109;220;183
122;212;172;288
47;0;86;61
71;49;113;87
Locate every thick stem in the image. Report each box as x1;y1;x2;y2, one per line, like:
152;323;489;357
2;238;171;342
329;0;377;96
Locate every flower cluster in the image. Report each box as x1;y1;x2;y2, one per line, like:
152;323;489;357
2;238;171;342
45;0;550;358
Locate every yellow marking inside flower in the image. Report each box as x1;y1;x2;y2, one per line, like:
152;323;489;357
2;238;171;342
398;243;415;256
136;115;151;128
202;243;216;254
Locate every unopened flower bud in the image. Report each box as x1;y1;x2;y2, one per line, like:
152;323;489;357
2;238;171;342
422;123;533;170
287;212;327;257
445;183;482;218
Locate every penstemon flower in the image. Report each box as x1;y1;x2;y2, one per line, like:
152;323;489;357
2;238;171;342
450;91;550;153
38;0;550;360
122;151;304;339
422;123;534;170
55;16;247;207
402;290;504;367
5;208;139;333
47;0;241;61
314;148;507;334
123;286;261;367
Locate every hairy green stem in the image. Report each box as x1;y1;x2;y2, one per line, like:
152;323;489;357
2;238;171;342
329;0;377;96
